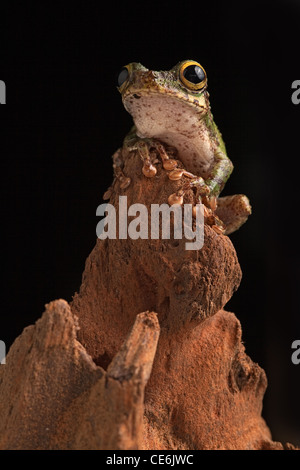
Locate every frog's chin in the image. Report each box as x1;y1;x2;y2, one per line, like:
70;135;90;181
123;91;214;175
123;90;207;140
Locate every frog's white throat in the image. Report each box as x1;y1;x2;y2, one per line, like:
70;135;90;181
126;93;215;176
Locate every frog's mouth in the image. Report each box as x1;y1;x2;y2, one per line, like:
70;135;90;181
123;87;207;114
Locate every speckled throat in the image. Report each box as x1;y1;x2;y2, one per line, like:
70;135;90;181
123;90;216;177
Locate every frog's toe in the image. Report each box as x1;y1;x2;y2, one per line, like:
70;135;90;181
142;162;157;178
163;158;178;170
215;194;252;235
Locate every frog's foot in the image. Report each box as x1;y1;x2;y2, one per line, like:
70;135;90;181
126;137;179;177
167;172;210;206
215;194;252;235
167;175;226;234
196;195;226;234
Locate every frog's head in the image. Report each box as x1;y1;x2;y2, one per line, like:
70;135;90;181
117;60;210;137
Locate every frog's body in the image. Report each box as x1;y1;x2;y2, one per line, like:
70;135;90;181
124;85;218;177
117;60;251;234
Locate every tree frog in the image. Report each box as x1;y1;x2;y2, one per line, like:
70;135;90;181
116;60;251;234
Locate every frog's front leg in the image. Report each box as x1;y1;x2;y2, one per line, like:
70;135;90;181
124;127;178;177
167;148;236;234
167;149;232;207
204;149;233;196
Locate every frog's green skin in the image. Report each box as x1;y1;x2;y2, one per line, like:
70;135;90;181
118;61;233;197
117;60;251;234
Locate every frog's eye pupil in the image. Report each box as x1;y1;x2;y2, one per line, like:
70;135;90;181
183;65;205;84
117;67;129;87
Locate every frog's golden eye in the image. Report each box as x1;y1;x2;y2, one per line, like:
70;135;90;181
179;60;207;91
117;66;130;88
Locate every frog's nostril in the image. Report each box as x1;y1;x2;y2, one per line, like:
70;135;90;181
133;94;141;99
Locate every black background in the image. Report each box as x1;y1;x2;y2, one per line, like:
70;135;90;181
1;0;300;446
